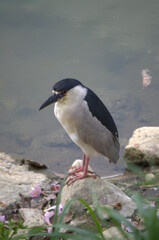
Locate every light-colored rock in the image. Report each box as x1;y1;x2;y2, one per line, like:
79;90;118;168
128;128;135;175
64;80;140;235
103;226;135;240
0;152;50;206
124;127;159;165
145;173;156;183
19;208;45;227
61;160;136;218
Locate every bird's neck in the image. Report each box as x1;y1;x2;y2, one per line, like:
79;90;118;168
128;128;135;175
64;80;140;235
54;85;87;131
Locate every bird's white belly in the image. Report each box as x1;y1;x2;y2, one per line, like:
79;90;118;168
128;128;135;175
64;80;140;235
54;102;96;157
54;102;77;137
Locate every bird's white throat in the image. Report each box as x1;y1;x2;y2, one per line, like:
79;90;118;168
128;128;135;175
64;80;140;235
54;85;87;132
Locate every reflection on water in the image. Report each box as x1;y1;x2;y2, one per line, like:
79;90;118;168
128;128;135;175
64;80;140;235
0;0;159;176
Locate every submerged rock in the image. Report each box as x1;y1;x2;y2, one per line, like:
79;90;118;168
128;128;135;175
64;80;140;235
124;127;159;166
61;160;136;218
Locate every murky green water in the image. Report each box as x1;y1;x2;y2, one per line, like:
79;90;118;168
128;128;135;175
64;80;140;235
0;0;159;176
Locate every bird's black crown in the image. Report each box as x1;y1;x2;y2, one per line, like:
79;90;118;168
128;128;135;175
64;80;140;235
53;78;82;92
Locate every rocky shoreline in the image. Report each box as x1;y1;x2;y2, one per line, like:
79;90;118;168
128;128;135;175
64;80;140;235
0;127;159;239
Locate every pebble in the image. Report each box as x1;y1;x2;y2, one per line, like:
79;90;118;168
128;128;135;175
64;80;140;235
145;173;156;183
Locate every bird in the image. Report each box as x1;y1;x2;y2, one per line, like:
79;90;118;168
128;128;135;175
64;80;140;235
39;78;120;185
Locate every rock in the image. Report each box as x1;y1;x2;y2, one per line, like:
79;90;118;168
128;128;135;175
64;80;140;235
0;152;51;207
61;160;136;218
103;226;135;240
145;173;156;183
124;127;159;166
70;218;88;228
19;208;45;227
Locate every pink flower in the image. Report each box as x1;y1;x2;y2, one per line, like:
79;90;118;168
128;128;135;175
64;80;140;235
42;211;54;225
58;203;63;215
0;215;8;224
50;183;61;191
47;227;52;233
121;218;134;233
55;203;63;216
29;184;42;198
43;204;63;233
45;203;63;216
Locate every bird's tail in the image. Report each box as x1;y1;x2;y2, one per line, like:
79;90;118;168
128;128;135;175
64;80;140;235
108;137;120;163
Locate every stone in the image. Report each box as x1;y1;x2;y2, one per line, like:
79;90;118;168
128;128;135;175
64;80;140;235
19;208;45;227
145;173;156;183
61;160;136;218
0;152;51;207
103;226;135;240
124;127;159;166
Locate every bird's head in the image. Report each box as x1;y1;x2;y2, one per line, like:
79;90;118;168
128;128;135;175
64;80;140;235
39;78;83;111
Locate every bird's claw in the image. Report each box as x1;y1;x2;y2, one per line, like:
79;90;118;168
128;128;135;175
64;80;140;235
65;172;97;185
67;165;83;177
66;166;96;178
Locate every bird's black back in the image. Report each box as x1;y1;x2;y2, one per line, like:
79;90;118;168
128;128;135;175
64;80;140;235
84;88;119;139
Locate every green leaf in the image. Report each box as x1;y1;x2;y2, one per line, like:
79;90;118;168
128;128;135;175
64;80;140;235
50;223;102;240
77;198;105;240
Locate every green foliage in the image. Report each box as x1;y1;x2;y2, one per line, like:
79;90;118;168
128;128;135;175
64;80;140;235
133;193;159;240
0;220;27;240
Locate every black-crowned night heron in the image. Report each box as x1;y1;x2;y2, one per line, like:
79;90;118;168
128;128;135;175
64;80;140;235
39;78;120;185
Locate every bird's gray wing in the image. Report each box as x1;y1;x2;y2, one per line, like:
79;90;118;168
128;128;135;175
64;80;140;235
84;88;119;139
76;100;120;163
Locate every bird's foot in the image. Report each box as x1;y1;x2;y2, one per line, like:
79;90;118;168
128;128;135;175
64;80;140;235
67;165;95;178
67;165;83;176
66;172;97;185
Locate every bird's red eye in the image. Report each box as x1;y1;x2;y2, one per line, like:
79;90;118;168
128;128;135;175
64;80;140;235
62;90;67;95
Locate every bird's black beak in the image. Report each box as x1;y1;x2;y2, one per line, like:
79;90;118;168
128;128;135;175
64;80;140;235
39;93;59;111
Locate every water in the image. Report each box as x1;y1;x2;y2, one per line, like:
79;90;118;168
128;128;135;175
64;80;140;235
0;0;159;176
